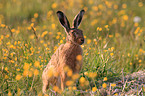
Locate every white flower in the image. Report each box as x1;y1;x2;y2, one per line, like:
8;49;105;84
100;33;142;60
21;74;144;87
133;16;141;23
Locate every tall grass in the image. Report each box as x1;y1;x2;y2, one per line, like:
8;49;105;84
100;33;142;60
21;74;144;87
0;0;145;95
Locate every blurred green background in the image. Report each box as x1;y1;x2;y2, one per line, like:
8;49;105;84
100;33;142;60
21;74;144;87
0;0;145;95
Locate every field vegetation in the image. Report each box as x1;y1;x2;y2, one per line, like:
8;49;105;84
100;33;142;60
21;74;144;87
0;0;145;95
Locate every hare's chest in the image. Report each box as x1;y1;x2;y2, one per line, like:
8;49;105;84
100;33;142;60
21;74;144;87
60;45;83;72
61;45;82;59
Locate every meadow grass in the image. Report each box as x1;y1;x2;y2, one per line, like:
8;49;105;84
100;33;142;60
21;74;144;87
0;0;145;95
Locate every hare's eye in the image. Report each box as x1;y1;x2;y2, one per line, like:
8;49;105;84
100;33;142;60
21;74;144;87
72;32;77;37
72;32;76;35
72;32;78;34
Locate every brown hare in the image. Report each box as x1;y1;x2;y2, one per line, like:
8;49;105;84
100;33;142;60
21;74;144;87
42;10;85;94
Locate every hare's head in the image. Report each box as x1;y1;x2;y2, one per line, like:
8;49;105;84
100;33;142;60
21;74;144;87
57;10;85;45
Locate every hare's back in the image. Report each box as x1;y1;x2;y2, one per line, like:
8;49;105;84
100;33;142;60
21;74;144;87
46;44;64;68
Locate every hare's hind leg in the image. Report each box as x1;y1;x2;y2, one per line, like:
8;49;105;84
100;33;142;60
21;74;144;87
42;79;49;94
60;71;66;91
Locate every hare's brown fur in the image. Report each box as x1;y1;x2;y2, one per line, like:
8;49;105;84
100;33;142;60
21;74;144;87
42;10;85;94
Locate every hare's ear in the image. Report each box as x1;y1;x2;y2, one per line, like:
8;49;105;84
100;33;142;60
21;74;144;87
57;11;70;32
73;10;85;28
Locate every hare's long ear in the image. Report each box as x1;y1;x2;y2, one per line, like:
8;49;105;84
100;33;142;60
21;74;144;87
73;10;85;28
57;11;70;32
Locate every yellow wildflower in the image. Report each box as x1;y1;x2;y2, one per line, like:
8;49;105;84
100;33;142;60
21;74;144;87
34;69;39;76
11;29;15;32
28;71;33;77
79;77;85;83
99;27;102;31
139;60;142;63
16;75;22;80
53;86;59;92
73;86;77;90
34;13;38;18
134;23;138;27
1;35;3;40
5;34;10;38
57;32;61;35
31;18;35;22
47;11;53;18
67;70;72;77
92;87;97;92
76;55;82;61
51;24;55;29
56;36;60;39
27;27;31;30
102;83;107;88
130;62;132;65
88;72;97;78
63;37;65;40
85;81;89;86
23;63;30;70
5;67;8;71
110;53;114;56
110;83;116;87
123;15;128;21
114;4;118;9
17;69;20;71
87;39;91;44
103;77;107;81
91;19;98;26
48;32;52;35
109;35;113;38
30;23;34;27
23;70;29;77
8;90;12;96
92;6;98;11
44;94;49;96
60;40;63;43
66;80;73;86
38;92;43;96
105;25;108;28
41;31;48;37
114;93;118;95
138;2;143;7
64;66;70;72
122;4;127;9
5;75;9;79
72;73;79;80
84;72;88;76
68;86;72;90
1;24;6;27
34;61;40;67
52;3;57;9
